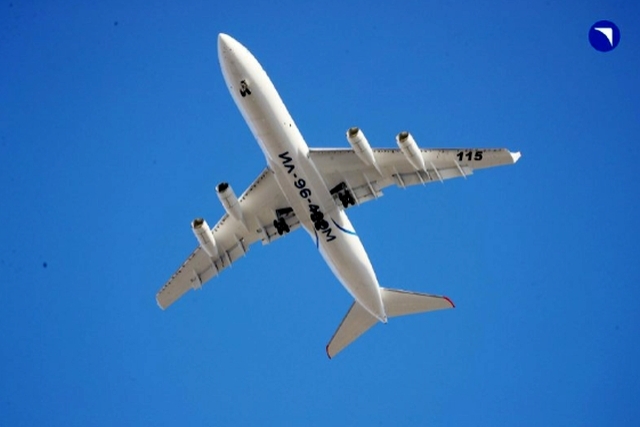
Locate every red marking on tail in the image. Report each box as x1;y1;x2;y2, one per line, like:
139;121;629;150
443;296;455;308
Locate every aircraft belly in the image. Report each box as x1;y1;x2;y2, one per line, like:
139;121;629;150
317;210;386;321
220;33;386;322
269;152;386;321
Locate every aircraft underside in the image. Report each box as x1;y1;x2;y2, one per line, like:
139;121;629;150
156;33;521;358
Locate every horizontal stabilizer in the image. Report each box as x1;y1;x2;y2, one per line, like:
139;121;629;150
381;288;455;317
326;288;454;358
326;301;377;359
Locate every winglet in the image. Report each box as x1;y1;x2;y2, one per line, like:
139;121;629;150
510;151;522;163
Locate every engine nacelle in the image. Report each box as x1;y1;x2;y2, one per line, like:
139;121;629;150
191;218;218;258
216;182;244;222
396;131;425;171
346;127;378;168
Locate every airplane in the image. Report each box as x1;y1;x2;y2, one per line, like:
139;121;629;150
156;33;521;358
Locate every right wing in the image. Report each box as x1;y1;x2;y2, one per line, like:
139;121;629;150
156;167;298;309
309;147;520;208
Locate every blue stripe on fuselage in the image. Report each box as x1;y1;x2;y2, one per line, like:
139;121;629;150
331;218;357;236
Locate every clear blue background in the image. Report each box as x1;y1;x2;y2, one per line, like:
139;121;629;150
2;1;639;425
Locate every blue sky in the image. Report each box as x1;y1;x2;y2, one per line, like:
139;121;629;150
2;1;639;425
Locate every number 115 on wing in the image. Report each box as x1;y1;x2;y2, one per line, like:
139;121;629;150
456;150;483;161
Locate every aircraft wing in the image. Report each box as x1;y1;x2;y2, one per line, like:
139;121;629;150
309;147;520;207
156;167;299;309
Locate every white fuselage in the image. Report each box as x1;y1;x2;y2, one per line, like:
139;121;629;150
218;34;387;322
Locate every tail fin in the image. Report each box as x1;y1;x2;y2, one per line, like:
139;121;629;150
381;288;455;316
326;288;454;358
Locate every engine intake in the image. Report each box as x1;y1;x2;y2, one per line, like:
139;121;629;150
216;182;243;222
346;127;378;169
191;218;218;258
396;131;425;171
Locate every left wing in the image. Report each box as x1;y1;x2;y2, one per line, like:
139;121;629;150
309;147;520;208
156;167;299;309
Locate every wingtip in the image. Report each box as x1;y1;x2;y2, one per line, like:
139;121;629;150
156;295;167;310
510;151;522;163
443;296;456;308
326;344;332;359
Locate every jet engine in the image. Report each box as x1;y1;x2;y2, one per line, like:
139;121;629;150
191;218;218;258
346;127;378;168
216;182;243;222
396;131;425;171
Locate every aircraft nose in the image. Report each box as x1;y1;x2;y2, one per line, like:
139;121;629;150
218;33;232;54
